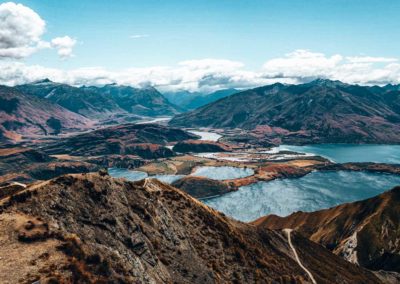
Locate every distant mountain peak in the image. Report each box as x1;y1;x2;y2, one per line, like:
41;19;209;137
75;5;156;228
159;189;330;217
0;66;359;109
33;78;54;84
307;78;346;87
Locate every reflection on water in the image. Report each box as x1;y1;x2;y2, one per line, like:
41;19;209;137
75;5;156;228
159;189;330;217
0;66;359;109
204;171;400;221
191;166;254;180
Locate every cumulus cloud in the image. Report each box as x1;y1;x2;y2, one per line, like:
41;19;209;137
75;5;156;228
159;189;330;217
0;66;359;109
51;36;77;58
261;49;400;85
0;2;76;59
262;50;343;79
0;2;45;58
0;50;399;92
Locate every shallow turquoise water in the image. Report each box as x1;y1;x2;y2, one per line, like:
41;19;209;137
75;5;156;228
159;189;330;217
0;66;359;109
274;144;400;163
204;171;400;221
108;168;148;181
191;166;254;180
108;168;184;184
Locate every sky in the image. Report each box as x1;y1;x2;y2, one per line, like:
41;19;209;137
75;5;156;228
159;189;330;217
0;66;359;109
1;0;400;92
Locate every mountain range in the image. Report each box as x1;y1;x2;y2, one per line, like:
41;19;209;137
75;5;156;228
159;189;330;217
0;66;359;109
170;79;400;144
1;80;188;142
0;172;386;283
17;79;181;119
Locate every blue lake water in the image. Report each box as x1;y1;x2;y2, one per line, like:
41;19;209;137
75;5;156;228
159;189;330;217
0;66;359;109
108;168;184;184
204;171;400;222
108;168;148;181
274;144;400;163
191;166;254;180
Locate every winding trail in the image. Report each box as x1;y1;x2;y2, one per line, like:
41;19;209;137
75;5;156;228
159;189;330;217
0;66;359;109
283;228;317;284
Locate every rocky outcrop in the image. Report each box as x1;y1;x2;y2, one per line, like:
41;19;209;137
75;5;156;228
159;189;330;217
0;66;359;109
173;140;231;153
254;186;400;273
171;176;237;198
0;173;381;283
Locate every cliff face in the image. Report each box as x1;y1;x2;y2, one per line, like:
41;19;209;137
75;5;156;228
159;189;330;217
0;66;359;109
254;186;400;273
0;173;381;283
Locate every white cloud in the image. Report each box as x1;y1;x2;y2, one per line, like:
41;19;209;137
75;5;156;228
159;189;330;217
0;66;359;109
262;50;343;79
261;49;400;85
0;2;76;59
129;34;149;39
0;2;45;58
346;56;398;64
0;50;399;92
51;36;77;58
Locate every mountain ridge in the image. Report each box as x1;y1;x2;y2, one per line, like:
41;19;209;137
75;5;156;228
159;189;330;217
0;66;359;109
0;172;383;283
170;79;400;144
254;186;400;273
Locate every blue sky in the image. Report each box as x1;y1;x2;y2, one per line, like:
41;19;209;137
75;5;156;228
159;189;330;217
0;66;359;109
1;0;400;90
16;0;400;69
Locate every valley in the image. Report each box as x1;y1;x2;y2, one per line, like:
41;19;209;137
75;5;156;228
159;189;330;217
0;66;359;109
2;1;399;282
1;79;400;283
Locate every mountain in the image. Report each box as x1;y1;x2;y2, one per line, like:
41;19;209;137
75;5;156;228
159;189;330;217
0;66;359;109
0;172;383;283
0;85;92;142
170;79;400;144
163;90;202;107
16;80;126;119
43;123;198;158
83;84;181;116
164;89;239;111
17;80;182;119
184;88;239;110
254;186;400;273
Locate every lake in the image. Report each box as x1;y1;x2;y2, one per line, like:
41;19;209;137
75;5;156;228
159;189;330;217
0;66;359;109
188;130;222;141
108;168;148;181
191;166;254;180
204;171;400;222
108;168;184;184
272;144;400;163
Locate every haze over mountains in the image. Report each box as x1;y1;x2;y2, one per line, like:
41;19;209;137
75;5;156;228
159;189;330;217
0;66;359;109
170;79;400;144
164;88;239;111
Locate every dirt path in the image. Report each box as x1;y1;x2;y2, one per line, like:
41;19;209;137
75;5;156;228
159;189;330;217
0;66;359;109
283;228;317;284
